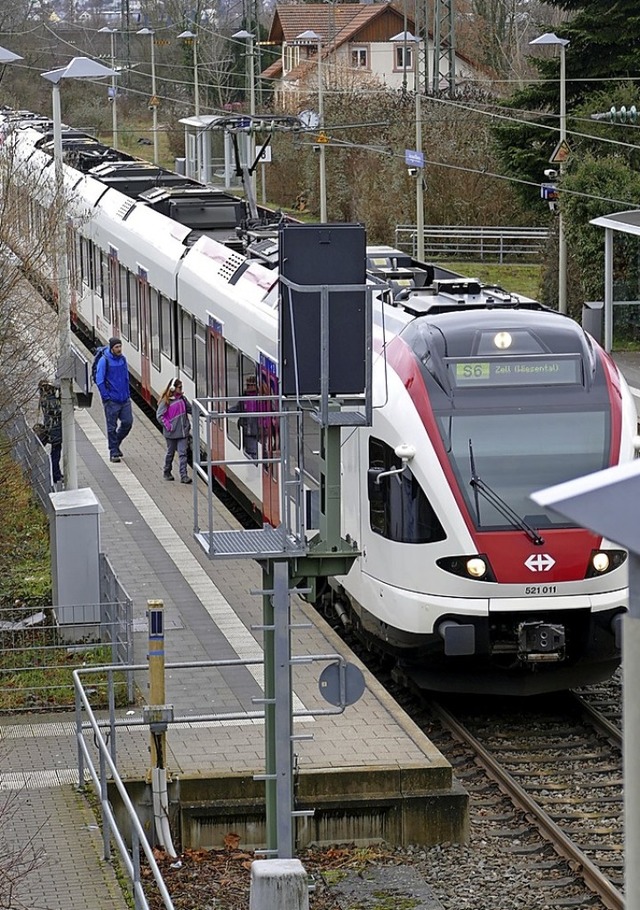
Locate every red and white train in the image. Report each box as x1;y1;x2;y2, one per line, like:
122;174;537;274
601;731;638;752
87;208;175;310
3;108;637;694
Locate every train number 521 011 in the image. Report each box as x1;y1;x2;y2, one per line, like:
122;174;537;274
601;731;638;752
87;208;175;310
524;585;558;595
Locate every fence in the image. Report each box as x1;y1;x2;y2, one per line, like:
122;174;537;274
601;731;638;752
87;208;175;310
0;400;135;708
0;598;134;711
0;399;54;512
395;224;549;263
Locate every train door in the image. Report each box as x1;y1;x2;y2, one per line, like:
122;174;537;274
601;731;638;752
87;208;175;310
108;245;120;336
207;314;226;487
259;351;280;526
137;267;152;403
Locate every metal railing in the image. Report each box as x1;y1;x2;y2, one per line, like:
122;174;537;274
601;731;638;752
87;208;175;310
395;224;549;263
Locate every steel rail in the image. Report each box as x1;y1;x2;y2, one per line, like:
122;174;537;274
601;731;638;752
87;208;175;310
430;699;624;910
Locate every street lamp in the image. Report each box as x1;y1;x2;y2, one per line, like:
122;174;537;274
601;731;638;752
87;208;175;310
233;30;256;199
530;32;570;315
391;31;424;261
41;57;118;491
295;30;326;222
178;30;200;118
178;30;201;179
99;27;118;149
0;45;22;64
137;28;159;165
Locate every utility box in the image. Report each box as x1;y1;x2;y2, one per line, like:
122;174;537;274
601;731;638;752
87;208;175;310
49;488;103;627
582;300;604;345
279;222;366;397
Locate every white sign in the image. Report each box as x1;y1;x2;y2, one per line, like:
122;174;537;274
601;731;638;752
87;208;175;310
257;146;272;163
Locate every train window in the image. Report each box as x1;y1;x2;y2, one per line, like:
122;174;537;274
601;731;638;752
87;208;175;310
120;269;130;341
81;238;93;289
180;310;194;377
150;288;161;370
368;437;446;544
101;254;109;321
225;342;241;448
130;274;139;350
108;255;120;330
195;320;206;396
94;248;104;300
160;294;173;359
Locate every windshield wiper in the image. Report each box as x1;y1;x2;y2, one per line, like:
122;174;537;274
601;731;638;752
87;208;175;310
468;439;544;546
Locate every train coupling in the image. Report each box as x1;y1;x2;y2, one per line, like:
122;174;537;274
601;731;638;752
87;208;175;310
517;620;565;663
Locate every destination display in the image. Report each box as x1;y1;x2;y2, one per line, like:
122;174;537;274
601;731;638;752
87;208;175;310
448;355;582;388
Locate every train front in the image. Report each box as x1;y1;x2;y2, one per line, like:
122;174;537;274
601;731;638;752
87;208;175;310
347;306;637;695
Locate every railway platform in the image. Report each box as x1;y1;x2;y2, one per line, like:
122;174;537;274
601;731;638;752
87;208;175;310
1;385;466;909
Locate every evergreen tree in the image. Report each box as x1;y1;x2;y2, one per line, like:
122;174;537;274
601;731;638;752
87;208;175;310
494;0;640;204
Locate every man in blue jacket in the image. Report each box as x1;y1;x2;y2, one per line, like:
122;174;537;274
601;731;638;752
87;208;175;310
96;337;133;463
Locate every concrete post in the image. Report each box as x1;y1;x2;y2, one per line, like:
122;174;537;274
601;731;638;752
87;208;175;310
249;859;309;910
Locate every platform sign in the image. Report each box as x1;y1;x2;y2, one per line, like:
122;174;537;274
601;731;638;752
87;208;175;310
319;661;365;707
405;149;424;168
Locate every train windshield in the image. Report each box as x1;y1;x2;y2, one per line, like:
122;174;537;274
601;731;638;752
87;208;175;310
438;410;610;529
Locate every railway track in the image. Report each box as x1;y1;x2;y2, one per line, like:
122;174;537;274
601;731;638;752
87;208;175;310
330;608;626;909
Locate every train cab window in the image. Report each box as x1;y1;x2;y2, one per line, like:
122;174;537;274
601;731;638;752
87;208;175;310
150;288;161;370
368;437;446;544
160;294;173;359
180;310;194;378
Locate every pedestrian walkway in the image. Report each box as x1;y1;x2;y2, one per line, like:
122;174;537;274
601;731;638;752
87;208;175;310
1;381;465;909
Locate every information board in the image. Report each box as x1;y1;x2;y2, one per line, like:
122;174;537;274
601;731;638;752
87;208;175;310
448;355;582;388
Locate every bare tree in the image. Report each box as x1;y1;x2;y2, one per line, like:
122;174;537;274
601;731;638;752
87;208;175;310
0;126;63;444
0;788;46;909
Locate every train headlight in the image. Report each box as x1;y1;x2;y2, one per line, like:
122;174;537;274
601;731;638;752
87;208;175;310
493;331;512;350
585;549;627;578
467;557;487;578
436;554;496;582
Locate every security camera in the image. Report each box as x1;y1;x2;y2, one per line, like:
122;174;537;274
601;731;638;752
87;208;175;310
407;167;418;177
544;168;558;179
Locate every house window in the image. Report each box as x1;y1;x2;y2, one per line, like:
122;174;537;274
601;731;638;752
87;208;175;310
351;47;367;68
395;45;413;70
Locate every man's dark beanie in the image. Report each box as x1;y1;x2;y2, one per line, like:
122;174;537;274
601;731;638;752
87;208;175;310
109;337;122;351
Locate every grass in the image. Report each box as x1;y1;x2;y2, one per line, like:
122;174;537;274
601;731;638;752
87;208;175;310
0;446;128;712
438;261;543;301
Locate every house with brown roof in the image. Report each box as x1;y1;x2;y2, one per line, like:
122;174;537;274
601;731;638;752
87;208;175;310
261;1;479;106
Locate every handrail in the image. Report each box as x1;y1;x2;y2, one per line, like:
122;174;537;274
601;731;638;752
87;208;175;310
395;224;549;263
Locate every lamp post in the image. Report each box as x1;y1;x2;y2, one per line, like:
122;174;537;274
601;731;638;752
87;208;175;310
392;31;424;261
177;30;200;118
233;30;256;199
99;27;118;149
137;28;159;164
530;32;570;315
178;29;201;178
295;30;326;222
41;57;118;491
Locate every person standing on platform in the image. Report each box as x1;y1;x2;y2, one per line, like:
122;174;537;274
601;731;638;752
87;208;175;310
37;380;63;484
96;337;133;463
231;375;259;459
156;378;192;483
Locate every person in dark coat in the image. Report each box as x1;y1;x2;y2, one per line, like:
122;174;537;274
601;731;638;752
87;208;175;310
38;380;63;483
